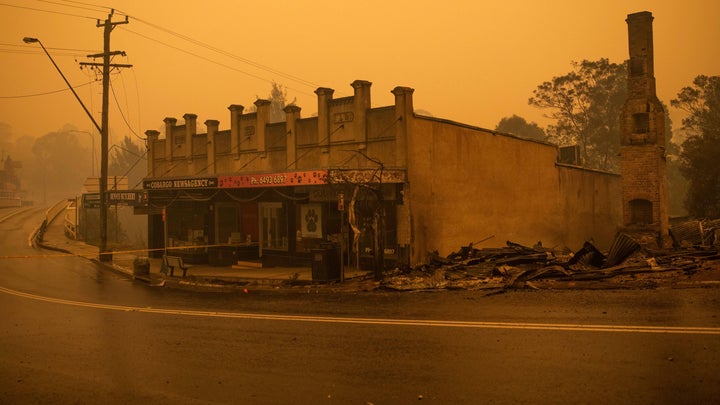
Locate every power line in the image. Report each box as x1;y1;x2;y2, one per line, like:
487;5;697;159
0;42;97;53
128;68;142;142
0;81;92;98
8;0;327;98
109;78;143;140
39;0;106;14
119;27;315;98
0;48;85;57
5;1;325;98
118;12;321;90
0;2;96;19
47;1;322;92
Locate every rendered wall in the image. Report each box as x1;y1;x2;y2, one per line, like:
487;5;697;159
405;116;622;264
556;165;622;250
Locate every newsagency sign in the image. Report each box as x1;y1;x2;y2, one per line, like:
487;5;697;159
143;177;218;190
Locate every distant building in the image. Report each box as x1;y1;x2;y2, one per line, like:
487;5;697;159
141;80;622;269
0;156;24;208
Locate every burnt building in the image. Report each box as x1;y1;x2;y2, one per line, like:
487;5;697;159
141;79;623;270
619;11;671;248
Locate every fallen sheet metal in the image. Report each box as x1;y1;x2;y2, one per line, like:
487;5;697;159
567;241;606;267
604;233;641;267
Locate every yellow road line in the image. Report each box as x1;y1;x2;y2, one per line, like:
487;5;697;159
1;285;719;335
1;243;244;259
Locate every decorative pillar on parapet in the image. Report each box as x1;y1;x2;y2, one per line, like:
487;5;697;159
205;119;219;174
144;130;160;177
254;99;271;169
228;104;244;158
392;86;414;167
183;113;197;162
284;105;301;170
315;87;334;153
163;117;177;160
352;80;372;145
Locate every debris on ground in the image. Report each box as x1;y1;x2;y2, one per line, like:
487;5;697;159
382;222;720;291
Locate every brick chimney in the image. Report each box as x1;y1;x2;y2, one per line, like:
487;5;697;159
619;11;670;248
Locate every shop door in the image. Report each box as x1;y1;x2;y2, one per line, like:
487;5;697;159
259;202;287;257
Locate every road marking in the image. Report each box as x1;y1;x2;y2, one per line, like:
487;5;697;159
0;207;32;223
2;285;719;335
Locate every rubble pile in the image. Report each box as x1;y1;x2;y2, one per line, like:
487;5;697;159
382;227;720;291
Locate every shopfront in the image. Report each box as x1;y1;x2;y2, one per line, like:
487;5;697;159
143;169;406;269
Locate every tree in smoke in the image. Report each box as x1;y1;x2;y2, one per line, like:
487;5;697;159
108;136;146;189
495;115;547;141
671;75;720;218
0;123;34;196
528;58;627;171
661;110;689;217
30;127;90;202
246;81;298;123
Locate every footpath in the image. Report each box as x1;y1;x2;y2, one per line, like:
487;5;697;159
35;212;376;293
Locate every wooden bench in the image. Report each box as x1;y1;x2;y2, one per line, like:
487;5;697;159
164;255;191;277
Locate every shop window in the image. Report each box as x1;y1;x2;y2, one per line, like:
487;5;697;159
630;199;653;225
167;201;207;246
240;203;259;243
259;202;288;251
215;203;239;244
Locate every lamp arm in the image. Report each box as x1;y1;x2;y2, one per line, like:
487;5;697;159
36;40;102;134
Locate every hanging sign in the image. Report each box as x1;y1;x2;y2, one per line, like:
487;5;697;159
107;190;148;206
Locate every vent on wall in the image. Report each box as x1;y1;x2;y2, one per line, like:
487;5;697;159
558;145;581;165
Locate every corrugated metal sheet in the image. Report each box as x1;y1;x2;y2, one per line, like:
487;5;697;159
671;220;703;246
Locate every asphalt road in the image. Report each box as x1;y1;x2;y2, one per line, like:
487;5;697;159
2;207;720;404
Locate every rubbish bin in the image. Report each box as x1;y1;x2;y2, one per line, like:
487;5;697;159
311;245;340;281
133;257;150;276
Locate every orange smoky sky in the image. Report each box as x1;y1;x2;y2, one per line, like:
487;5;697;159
1;0;718;145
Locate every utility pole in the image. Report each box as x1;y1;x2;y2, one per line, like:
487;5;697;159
80;9;131;261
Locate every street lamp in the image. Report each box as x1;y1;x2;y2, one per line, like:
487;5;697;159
22;37;102;134
24;36;109;260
